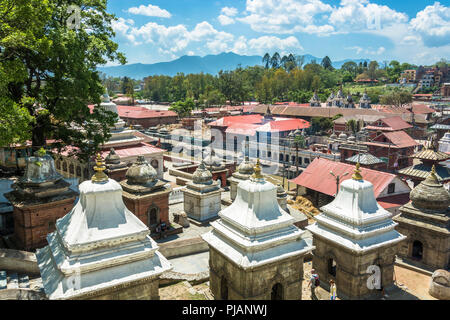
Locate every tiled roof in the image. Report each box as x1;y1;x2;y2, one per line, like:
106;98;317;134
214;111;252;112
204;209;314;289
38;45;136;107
345;153;385;165
398;164;450;182
290;158;398;198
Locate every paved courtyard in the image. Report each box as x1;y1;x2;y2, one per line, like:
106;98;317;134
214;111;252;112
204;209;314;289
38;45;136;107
169;251;209;274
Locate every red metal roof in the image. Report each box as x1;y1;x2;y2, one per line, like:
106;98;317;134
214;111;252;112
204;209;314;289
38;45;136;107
208;115;263;127
377;193;410;210
381;131;418;149
257;119;310;132
225;123;260;136
409;104;435;114
290;158;397;198
367;116;413;131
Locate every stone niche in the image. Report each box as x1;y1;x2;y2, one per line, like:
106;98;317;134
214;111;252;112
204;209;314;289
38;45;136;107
203;161;313;300
5;152;78;251
307;164;406;300
182;162;222;222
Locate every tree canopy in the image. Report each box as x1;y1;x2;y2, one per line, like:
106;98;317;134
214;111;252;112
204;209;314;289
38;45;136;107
0;0;125;160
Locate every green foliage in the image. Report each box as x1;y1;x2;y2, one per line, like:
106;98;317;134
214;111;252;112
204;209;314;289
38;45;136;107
310;117;333;135
169;98;195;117
380;89;413;107
0;0;125;160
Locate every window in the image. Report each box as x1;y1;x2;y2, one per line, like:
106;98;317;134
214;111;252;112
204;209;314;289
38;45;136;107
305;158;310;165
388;183;395;194
268;151;272;158
151;159;159;169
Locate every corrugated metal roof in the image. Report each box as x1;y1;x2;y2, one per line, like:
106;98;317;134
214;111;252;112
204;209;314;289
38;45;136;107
431;124;450;130
377;193;410;210
379;116;413;131
382;131;419;148
225;123;260;136
398;164;450;182
257;119;310;132
208;115;263;127
346;153;385;165
290;158;397;198
412;149;450;161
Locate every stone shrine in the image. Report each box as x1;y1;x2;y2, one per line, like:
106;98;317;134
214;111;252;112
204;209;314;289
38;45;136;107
202;160;314;300
104;148;129;181
228;156;254;201
306;163;406;300
394;166;450;270
120;156;173;235
5;150;78;251
182;161;222;222
36;155;172;300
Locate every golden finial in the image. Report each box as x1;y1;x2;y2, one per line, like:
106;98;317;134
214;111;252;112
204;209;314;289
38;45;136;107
92;153;109;183
252;158;264;180
427;165;439;182
352;162;363;181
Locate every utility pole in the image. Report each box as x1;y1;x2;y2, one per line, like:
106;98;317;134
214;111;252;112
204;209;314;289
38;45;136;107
330;171;349;197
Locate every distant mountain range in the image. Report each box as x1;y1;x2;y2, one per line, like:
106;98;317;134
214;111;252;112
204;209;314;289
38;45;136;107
97;52;371;79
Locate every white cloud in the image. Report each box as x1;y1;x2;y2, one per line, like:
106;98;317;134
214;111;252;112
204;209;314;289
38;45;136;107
237;0;333;34
329;0;408;34
128;4;172;18
116;20;235;55
410;2;450;47
112;18;141;45
221;7;238;17
232;35;303;56
346;45;385;56
218;15;235;25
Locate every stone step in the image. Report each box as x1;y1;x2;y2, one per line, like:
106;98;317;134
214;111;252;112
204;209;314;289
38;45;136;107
7;272;19;289
0;271;6;290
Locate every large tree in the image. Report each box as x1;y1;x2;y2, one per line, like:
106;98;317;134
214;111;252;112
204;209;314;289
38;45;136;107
0;0;125;160
380;90;413;107
321;56;334;71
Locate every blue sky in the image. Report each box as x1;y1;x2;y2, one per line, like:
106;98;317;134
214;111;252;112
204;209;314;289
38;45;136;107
107;0;450;66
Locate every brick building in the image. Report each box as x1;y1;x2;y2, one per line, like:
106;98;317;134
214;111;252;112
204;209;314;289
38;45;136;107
5;152;77;251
